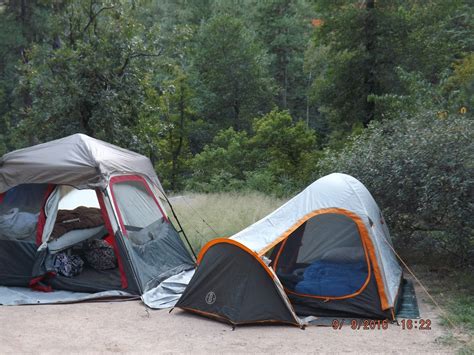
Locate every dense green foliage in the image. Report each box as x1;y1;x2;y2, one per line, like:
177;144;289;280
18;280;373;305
307;0;473;136
188;109;317;195
192;14;273;132
0;0;472;264
318;113;473;265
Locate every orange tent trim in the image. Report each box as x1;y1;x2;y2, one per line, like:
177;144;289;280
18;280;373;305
265;208;390;310
198;208;391;311
197;238;276;280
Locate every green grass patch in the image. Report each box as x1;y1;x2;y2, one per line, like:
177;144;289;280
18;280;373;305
168;191;287;252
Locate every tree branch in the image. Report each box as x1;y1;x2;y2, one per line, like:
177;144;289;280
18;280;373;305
129;48;164;59
82;4;115;33
118;48;163;77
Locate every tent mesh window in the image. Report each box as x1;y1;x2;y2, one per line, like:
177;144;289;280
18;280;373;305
273;213;369;298
111;179;194;292
0;184;49;241
0;184;48;287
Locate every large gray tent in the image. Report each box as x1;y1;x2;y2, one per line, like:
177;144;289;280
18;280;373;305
0;134;194;305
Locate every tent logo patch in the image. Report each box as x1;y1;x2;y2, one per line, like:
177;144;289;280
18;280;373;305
205;291;216;305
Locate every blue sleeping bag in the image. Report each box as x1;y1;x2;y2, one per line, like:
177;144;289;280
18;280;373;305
294;260;367;297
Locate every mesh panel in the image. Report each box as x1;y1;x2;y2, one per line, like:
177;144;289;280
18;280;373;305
123;220;194;291
112;181;164;229
275;213;368;297
111;180;194;291
0;184;48;241
0;184;48;286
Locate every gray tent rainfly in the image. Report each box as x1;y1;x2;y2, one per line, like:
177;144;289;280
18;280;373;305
0;134;195;306
0;133;163;193
176;173;403;326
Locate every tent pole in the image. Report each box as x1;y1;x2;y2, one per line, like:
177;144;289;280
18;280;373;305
163;194;197;260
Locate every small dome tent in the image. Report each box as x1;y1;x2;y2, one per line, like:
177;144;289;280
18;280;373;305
0;134;194;305
176;173;403;326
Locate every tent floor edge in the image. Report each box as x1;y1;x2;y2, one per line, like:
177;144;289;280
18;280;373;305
177;306;302;328
178;306;237;327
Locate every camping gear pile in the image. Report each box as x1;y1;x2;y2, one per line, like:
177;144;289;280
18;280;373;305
0;134;405;327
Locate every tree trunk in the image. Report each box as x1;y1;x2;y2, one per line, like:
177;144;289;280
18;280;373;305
233;101;240;130
171;83;186;191
306;70;312;127
363;0;376;127
283;54;288;109
79;104;94;137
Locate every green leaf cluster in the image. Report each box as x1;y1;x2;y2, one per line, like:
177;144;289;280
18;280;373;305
188;109;318;196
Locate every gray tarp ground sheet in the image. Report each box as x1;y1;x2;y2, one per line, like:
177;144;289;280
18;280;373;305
0;286;134;306
142;269;195;309
0;270;195;308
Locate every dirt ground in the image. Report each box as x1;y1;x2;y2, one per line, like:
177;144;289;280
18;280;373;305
0;283;455;354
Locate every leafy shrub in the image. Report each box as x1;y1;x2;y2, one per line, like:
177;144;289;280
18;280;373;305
250;109;317;183
187;109;318;196
186;128;252;192
317;113;473;266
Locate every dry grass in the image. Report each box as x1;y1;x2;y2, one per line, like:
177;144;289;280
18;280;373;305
168;192;287;252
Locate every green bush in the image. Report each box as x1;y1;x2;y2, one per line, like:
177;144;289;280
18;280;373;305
186;109;318;196
317;113;473;266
